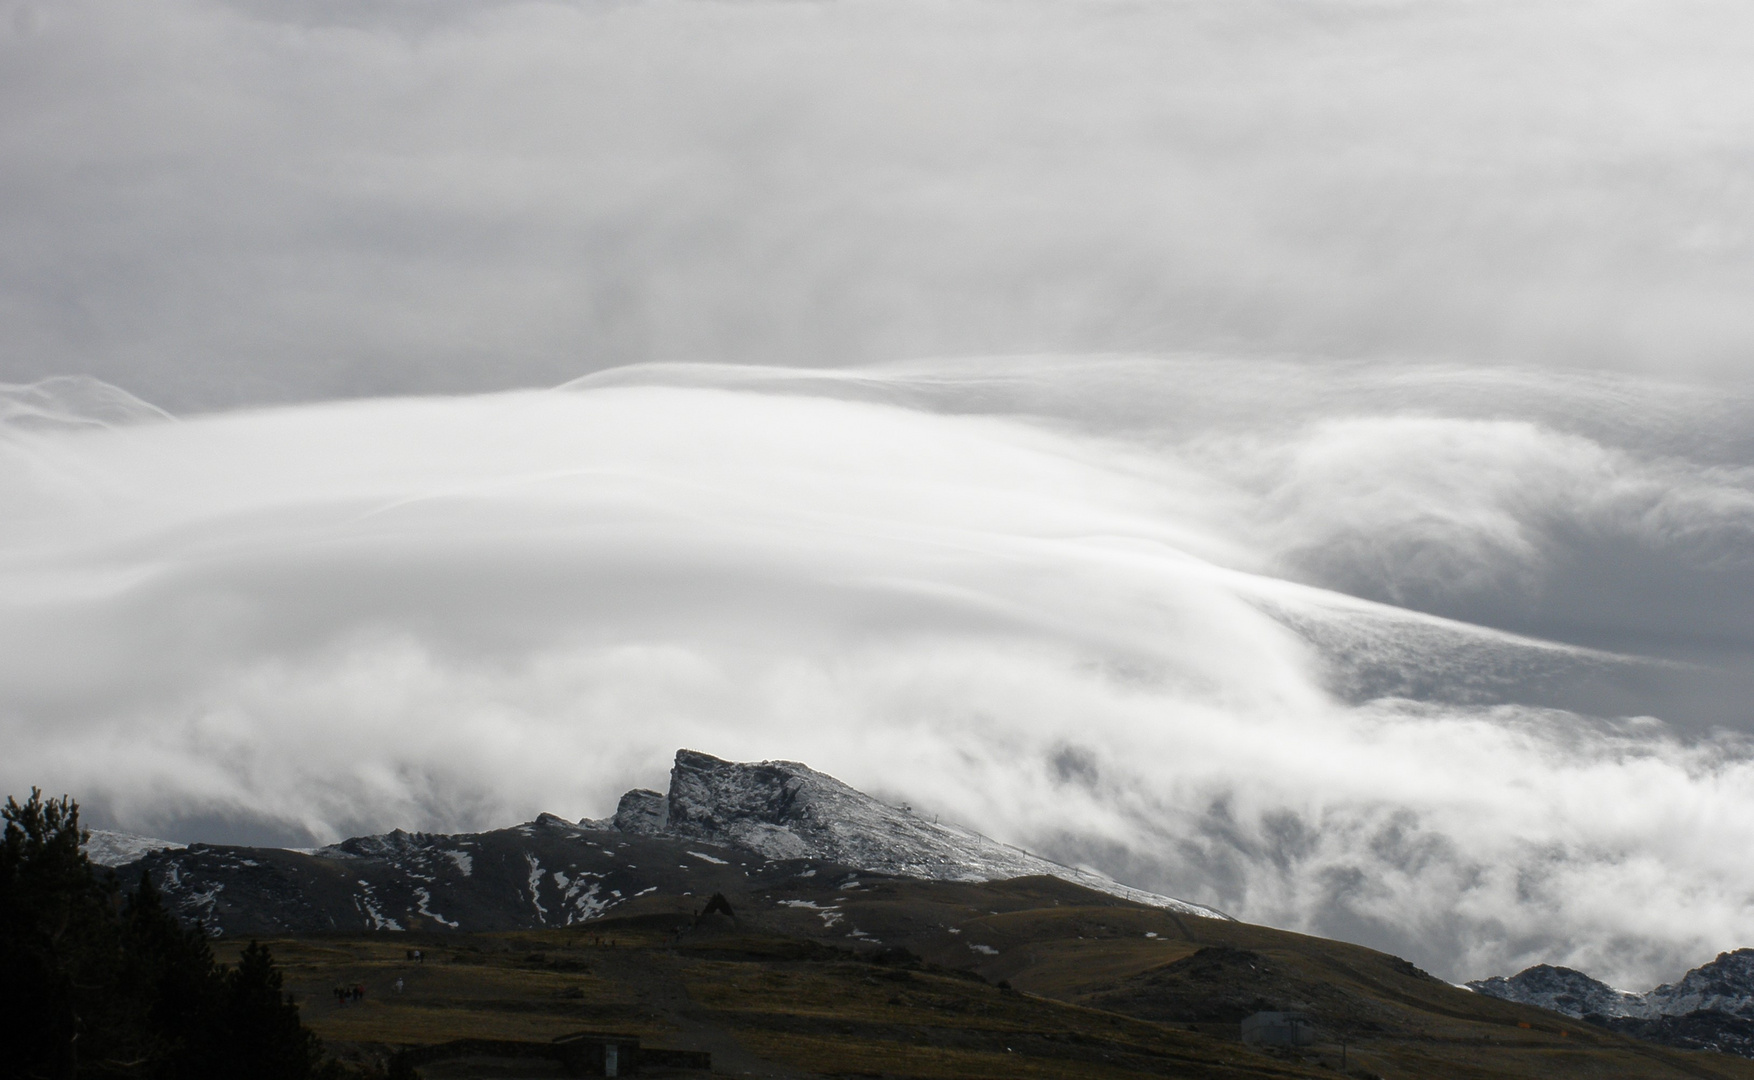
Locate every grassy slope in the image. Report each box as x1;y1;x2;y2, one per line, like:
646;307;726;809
218;875;1754;1079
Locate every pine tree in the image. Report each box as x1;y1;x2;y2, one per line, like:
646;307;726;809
118;870;225;1077
0;788;331;1079
0;788;121;1079
209;941;324;1080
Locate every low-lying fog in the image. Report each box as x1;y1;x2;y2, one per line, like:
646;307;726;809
5;360;1754;989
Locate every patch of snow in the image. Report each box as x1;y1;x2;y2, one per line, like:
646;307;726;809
169;877;225;929
778;898;844;928
445;850;473;876
84;829;184;867
525;854;549;924
413;887;459;928
562;878;618;924
354;881;404;931
686;850;729;865
969;943;999;956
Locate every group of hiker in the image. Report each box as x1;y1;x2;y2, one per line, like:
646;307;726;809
332;984;367;1006
332;949;426;1007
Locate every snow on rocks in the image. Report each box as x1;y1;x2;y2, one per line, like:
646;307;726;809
621;749;1227;919
111;746;1227;937
1470;950;1754;1024
1467;965;1650;1019
84;829;184;867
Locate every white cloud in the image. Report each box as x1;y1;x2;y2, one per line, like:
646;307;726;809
8;0;1754;990
4;359;1754;987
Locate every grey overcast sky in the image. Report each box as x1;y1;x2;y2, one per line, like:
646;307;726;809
6;0;1754;407
5;0;1754;989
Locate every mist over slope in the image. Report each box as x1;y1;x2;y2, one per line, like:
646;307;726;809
4;358;1754;988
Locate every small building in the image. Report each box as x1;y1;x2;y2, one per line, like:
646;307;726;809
1241;1011;1318;1047
553;1032;644;1077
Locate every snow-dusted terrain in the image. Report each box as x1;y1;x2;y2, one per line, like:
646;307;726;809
1467;964;1649;1018
1469;950;1754;1058
591;750;1225;919
1469;951;1754;1022
83;829;184;867
117;749;1224;936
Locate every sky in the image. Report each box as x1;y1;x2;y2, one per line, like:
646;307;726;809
4;0;1754;989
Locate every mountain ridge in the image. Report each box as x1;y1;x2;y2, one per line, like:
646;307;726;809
1470;949;1754;1058
105;748;1222;937
589;748;1224;917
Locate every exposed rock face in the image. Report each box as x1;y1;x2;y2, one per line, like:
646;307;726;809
610;789;669;835
1469;949;1754;1059
113;747;1225;937
1467;964;1649;1019
128;812;792;936
1647;950;1754;1019
610;749;1226;918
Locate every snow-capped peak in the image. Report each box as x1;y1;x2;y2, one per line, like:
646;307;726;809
1470;949;1754;1023
84;829;185;868
596;749;1227;919
1467;964;1650;1019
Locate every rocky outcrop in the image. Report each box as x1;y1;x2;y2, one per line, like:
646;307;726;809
1467;964;1648;1019
609;789;669;834
113;747;1226;937
1469;949;1754;1060
1647;950;1754;1019
600;749;1227;918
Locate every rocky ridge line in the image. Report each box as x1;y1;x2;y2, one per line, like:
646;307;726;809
1469;950;1754;1058
589;749;1226;919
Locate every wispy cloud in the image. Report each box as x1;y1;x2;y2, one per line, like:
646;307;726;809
3;359;1753;988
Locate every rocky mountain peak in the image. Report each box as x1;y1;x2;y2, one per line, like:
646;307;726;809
324;828;444;859
591;749;1226;918
83;829;184;868
1471;947;1754;1029
608;789;669;835
1467;964;1647;1019
1649;949;1754;1019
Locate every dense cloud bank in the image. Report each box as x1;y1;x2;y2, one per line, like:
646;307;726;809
4;359;1754;988
6;0;1754;405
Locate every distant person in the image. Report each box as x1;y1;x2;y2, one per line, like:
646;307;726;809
394;977;404;994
